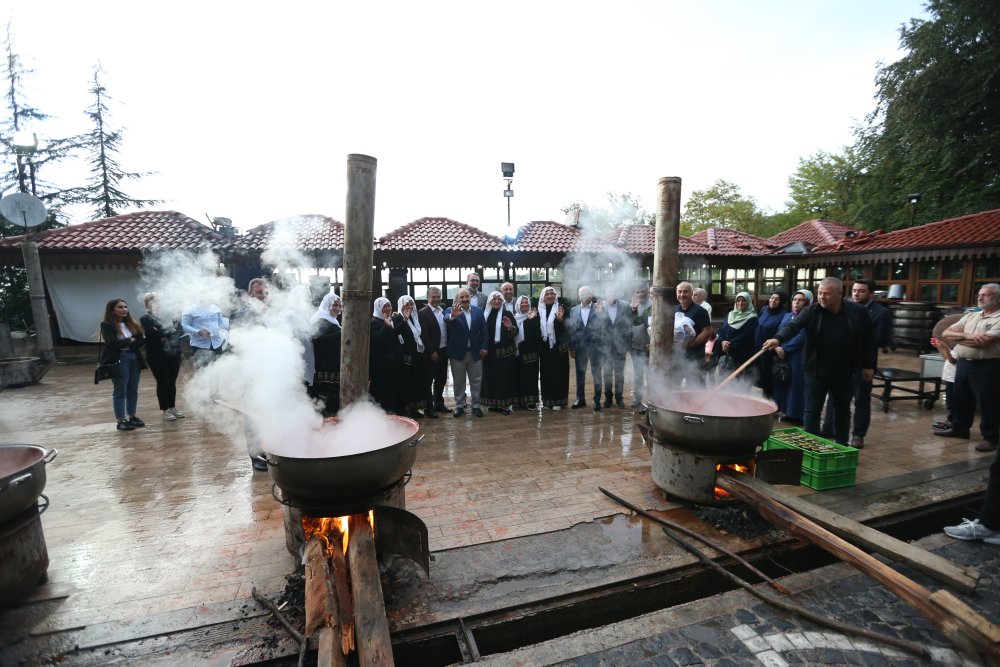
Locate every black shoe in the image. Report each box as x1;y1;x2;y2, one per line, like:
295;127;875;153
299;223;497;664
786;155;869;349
500;408;511;416
603;398;612;408
425;410;438;419
524;403;536;410
593;403;601;412
453;407;465;418
629;400;643;408
128;416;145;428
251;456;268;471
435;402;448;412
616;399;626;409
116;420;134;431
410;411;424;420
571;400;587;409
472;407;484;417
934;429;970;439
931;421;952;431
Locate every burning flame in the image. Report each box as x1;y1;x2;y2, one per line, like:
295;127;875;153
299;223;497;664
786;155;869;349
713;463;752;501
302;510;376;557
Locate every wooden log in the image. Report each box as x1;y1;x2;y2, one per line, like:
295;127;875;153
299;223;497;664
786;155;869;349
347;513;395;667
724;472;980;594
317;626;343;667
717;473;1000;662
330;538;356;654
304;538;332;638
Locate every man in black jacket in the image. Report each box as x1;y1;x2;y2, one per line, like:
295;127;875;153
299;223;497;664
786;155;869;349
763;277;877;447
820;279;893;448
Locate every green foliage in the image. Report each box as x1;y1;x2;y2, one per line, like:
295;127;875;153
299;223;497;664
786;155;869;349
785;148;864;225
562;192;655;234
61;65;160;219
854;0;1000;229
681;179;783;238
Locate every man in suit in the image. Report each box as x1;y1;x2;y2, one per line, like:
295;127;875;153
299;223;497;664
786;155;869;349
568;285;609;411
418;286;449;417
629;283;653;408
600;288;633;409
466;272;488;310
445;288;489;417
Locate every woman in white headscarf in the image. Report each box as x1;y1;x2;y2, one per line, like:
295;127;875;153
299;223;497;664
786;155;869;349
391;294;428;418
513;295;541;409
537;286;570;409
481;291;518;414
309;291;342;416
369;296;397;411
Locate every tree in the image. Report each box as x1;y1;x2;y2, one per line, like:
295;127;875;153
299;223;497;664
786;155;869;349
854;0;1000;229
64;65;160;219
681;179;780;237
562;192;655;234
784;148;864;225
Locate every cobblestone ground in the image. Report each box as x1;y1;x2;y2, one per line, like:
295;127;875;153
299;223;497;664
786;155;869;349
503;537;1000;667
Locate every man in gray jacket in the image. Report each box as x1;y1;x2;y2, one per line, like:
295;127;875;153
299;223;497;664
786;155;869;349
629;283;652;408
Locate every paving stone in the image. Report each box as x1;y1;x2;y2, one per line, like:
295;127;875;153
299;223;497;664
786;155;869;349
666;646;701;666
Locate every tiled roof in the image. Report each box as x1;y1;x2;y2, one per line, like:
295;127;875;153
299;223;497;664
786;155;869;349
768;219;858;248
811;208;1000;253
378;217;507;251
687;227;776;256
511;220;582;252
598;223;712;255
0;210;222;251
230;214;344;252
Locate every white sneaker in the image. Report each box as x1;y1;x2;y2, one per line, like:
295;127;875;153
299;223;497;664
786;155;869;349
944;518;998;541
552;405;562;411
163;409;177;421
169;407;186;418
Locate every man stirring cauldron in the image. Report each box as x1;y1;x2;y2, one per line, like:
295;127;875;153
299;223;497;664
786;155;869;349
763;277;876;447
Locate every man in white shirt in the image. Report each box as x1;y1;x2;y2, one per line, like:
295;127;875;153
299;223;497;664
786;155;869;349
693;287;712;319
181;300;229;367
418;286;450;415
568;286;608;411
629;284;653;408
501;282;516;315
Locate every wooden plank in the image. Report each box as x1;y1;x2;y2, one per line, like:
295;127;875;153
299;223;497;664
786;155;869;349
330;539;356;654
347;513;395;667
726;473;980;594
718;473;1000;662
304;538;332;637
929;590;1000;646
317;626;344;667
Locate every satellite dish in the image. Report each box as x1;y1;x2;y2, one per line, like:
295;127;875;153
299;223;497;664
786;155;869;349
0;192;47;229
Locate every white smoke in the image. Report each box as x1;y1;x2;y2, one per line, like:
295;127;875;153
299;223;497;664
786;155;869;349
139;250;237;323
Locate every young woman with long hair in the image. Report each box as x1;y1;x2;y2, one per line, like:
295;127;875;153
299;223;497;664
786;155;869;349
99;298;148;431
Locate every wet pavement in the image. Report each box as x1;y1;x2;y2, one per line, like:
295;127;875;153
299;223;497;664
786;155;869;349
0;349;995;665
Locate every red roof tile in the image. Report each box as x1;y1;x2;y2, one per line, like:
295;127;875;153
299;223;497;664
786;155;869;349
231;214;344;252
597;223;711;255
812;208;1000;254
0;210;222;251
378;217;506;251
687;227;776;255
512;220;581;252
768;219;859;248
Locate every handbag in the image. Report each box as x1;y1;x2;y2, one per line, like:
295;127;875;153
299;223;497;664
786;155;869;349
772;356;792;384
94;345;121;384
717;353;735;372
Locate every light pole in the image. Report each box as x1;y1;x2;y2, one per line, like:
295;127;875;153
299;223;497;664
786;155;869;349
501;162;514;238
907;193;921;227
13;130;38;196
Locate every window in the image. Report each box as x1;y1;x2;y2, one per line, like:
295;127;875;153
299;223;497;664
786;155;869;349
917;260;963;305
760;267;786;299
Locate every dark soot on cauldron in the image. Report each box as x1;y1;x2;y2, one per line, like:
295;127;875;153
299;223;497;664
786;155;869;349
692;502;784;540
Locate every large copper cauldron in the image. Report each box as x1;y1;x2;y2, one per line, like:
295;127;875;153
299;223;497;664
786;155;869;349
265;416;422;504
646;391;777;457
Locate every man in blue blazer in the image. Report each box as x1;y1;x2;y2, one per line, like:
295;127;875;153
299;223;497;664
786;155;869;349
445;288;489;417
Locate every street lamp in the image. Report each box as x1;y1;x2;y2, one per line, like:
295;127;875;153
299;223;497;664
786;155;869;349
13;130;38;196
501;162;514;239
906;193;921;226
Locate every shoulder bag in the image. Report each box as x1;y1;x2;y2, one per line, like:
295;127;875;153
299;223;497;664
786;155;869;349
94;345;121;384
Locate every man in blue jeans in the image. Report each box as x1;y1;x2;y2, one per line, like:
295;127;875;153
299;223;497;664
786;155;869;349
763;277;876;447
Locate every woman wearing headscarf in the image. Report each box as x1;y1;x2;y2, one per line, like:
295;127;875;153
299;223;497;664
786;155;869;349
712;291;758;382
392;295;428;418
99;298;148;431
537;286;570;409
754;290;788;399
369;296;397;412
773;289;813;423
310;291;342;416
481;291;518;414
514;295;541;409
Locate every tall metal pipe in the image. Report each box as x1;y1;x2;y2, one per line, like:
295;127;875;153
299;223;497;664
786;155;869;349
648;177;682;375
340;154;377;407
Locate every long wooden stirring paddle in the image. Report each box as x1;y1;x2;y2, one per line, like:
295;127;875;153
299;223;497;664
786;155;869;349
694;347;768;410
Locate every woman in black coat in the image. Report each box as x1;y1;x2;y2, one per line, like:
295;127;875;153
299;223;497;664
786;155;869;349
481;291;518;414
369;297;397;413
754;291;788;399
391;295;427;418
99;297;148;431
310;292;342;417
514;295;541;409
712;291;759;381
139;292;184;422
537;286;571;409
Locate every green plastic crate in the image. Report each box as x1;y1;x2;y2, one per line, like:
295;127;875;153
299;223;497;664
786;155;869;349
799;466;856;490
764;428;859;473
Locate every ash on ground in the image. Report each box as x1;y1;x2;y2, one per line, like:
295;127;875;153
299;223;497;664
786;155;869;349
262;572;306;648
692;502;785;540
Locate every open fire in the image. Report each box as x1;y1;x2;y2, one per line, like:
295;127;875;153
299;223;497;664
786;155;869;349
302;510;375;557
714;463;752;501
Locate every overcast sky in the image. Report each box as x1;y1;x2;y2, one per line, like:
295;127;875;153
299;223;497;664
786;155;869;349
5;1;926;238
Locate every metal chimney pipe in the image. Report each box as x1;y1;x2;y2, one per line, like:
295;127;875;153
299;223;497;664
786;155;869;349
648;177;682;376
340;154;377;407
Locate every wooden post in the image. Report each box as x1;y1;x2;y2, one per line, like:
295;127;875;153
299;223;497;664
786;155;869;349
649;177;681;376
347;513;394;667
304;538;347;667
340;154;377;407
330;541;355;655
20;240;55;364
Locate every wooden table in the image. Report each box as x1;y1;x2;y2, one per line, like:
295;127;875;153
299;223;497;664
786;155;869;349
872;367;942;412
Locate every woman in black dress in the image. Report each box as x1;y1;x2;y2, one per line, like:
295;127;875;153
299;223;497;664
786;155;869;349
99;298;148;431
513;295;541;409
369;297;397;412
537;286;570;410
140;292;184;422
392;295;427;418
481;291;518;414
712;291;759;383
310;292;342;416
